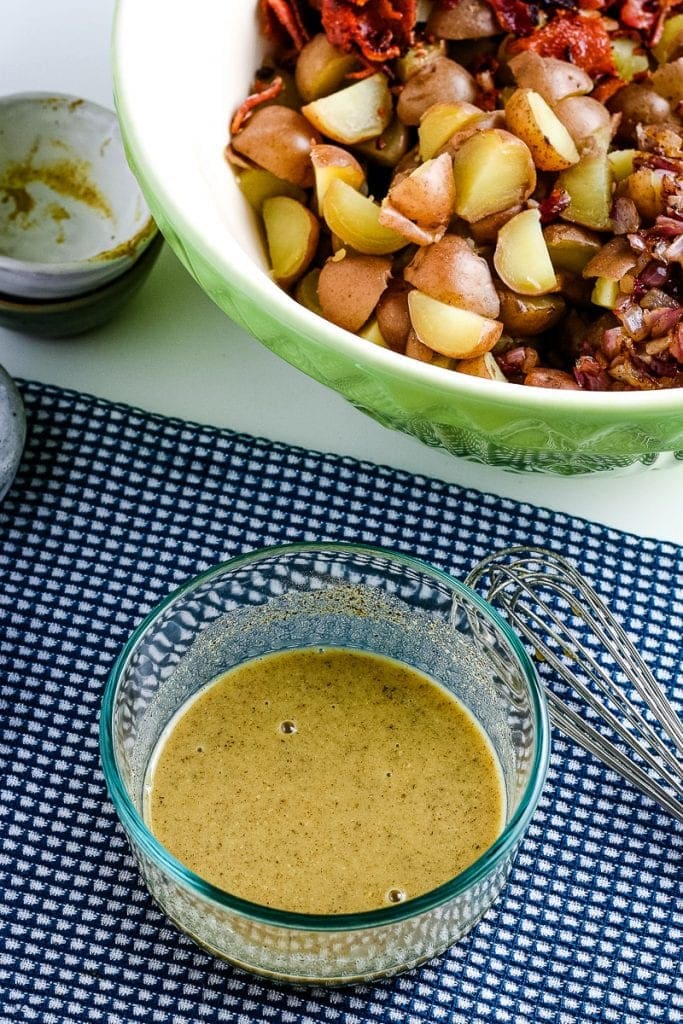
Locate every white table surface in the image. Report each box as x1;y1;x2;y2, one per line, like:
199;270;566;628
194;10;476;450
1;0;681;546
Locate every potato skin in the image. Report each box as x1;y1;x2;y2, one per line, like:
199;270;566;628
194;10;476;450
504;89;579;171
497;288;567;336
608;84;672;143
295;33;358;102
376;282;413;352
318;252;392;332
427;0;499;40
508;52;593;106
404;234;500;318
553;96;613;152
397;57;477;126
232;106;320;187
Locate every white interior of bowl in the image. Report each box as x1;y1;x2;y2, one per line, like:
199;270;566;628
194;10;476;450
0;94;155;299
113;0;682;417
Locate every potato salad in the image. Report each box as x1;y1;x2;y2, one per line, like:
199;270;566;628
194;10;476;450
228;0;683;391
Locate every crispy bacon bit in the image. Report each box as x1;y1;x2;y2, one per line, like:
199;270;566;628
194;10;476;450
538;187;571;224
619;0;659;32
591;75;627;105
230;75;284;134
525;367;581;388
321;0;417;62
497;346;540;380
489;0;540;34
508;12;617;77
260;0;310;51
489;0;610;37
574;354;612;389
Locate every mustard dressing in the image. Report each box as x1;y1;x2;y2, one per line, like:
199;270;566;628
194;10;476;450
146;648;505;914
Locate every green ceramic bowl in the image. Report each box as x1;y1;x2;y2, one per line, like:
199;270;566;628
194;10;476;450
112;1;683;475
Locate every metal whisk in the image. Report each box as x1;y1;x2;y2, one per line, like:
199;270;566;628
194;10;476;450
466;545;683;823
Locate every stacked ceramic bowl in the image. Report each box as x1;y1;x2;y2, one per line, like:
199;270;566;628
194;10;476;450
0;93;161;337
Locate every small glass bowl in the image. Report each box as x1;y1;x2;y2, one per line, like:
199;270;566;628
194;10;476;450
100;542;550;985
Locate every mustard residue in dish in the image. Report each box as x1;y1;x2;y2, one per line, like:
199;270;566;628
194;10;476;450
145;647;505;915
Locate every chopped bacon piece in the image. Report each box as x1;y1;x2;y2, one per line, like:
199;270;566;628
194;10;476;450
489;0;540;34
508;12;617;77
591;75;627;105
619;0;660;34
574;354;612;389
321;0;417;63
230;75;284;134
260;0;310;51
488;0;609;36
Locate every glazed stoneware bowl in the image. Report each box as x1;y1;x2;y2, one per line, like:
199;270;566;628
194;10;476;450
112;1;683;475
0;231;163;338
0;94;157;301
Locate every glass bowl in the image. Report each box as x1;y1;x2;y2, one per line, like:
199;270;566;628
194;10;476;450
100;542;550;985
111;0;683;475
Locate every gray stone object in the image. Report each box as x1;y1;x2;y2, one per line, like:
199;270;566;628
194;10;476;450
0;365;26;500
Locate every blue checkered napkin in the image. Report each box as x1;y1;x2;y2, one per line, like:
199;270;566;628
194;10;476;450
1;381;681;1024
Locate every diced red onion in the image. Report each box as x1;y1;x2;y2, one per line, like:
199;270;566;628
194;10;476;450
602;327;625;358
665;234;683;262
644;306;683;338
615;301;647;340
637;261;669;288
669;323;683;363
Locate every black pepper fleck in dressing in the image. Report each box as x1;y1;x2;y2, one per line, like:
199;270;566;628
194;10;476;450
146;648;505;915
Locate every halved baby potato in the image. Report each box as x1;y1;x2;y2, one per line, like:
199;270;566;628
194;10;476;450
408;290;503;358
507;52;593;106
505;88;580;171
452;129;536;222
493;208;558;295
404;234;500;318
542;223;602;274
310;145;365;207
497;288;566;335
294;268;323;316
302;73;392;144
238;168;307;211
557;152;613;230
455;352;507;380
295;33;359;102
232;106;320;188
553;96;613;154
380;152;455;243
354;118;411;167
322;178;407;254
358;317;390;348
396;57;477;126
608;148;637;181
418;101;484;160
262;196;320;288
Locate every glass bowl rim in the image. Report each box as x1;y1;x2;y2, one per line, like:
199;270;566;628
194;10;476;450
99;540;550;931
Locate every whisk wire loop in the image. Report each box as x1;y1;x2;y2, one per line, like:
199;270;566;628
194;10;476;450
485;564;683;793
466;545;683;823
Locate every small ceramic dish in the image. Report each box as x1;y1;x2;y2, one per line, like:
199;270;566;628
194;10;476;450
0;230;163;338
0;364;25;500
0;93;157;301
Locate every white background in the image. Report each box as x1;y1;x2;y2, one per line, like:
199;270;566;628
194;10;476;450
1;0;681;545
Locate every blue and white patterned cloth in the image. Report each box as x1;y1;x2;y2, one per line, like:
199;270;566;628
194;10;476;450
1;382;681;1024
